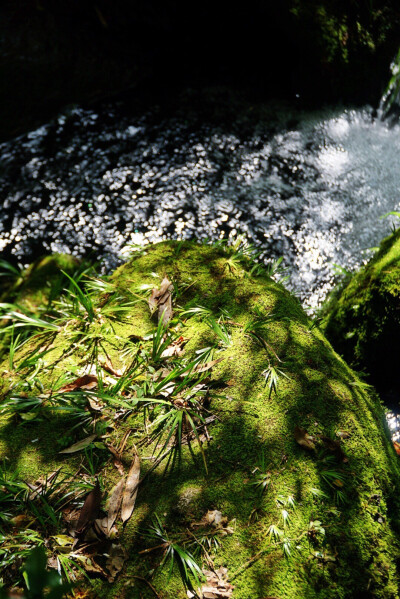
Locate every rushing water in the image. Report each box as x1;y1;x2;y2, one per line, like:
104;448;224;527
1;93;400;310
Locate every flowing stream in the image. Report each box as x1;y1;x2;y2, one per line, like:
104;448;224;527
1;91;400;312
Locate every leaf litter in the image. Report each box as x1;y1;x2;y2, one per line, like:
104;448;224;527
294;426;348;461
59;434;97;454
187;566;234;599
59;375;98;393
75;481;102;535
148;275;174;325
121;453;141;523
294;426;316;450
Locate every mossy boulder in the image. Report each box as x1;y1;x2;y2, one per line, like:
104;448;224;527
321;229;400;405
1;241;400;599
0;253;80;362
0;253;79;311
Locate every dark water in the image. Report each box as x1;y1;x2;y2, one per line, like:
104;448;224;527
1;91;400;310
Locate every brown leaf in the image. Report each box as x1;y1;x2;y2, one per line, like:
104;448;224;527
10;514;34;528
192;510;233;535
104;478;125;534
204;510;228;528
59;375;98;393
160;336;187;359
76;481;102;534
73;554;107;576
193;357;224;374
106;444;124;474
193;567;234;599
47;555;59;570
121;454;140;523
59;434;97;454
320;436;348;462
148;276;173;325
27;468;61;500
294;426;315;450
160;344;184;359
106;544;127;582
336;430;351;440
100;356;124;377
394;441;400;456
88;397;102;412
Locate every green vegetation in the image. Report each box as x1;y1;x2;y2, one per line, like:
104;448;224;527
321;228;400;401
0;240;400;598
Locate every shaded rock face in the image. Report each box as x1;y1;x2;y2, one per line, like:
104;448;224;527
1;241;400;598
321;229;400;406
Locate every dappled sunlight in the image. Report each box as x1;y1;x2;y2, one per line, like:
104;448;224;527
1;240;400;598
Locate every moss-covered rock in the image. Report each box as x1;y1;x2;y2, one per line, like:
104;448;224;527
0;253;80;362
0;253;79;310
321;229;400;405
1;241;400;599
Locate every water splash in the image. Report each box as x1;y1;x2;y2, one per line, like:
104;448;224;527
1;100;400;311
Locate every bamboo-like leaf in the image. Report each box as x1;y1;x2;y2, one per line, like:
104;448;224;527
58;375;98;393
59;434;97;454
103;478;125;533
76;481;102;533
121;454;140;523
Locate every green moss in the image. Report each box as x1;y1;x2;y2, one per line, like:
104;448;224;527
321;229;400;402
1;240;400;598
1;253;79;310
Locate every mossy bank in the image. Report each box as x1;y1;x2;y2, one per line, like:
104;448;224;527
1;241;400;599
321;229;400;406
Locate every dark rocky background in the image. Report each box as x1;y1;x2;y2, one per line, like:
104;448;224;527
1;0;400;141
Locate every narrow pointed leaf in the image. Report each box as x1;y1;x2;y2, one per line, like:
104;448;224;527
121;454;140;523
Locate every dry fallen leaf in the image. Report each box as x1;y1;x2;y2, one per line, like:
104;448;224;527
204;510;227;528
88;397;103;412
10;514;34;528
160;336;187;359
336;430;351;440
104;478;125;534
188;567;234;599
320;435;348;462
106;544;127;582
106;444;125;475
76;481;102;534
59;434;97;454
294;426;315;450
160;344;184;359
99;356;124;377
148;276;173;325
59;375;98;393
193;358;224;374
47;555;59;570
73;554;107;576
26;468;61;500
192;510;234;537
121;454;140;523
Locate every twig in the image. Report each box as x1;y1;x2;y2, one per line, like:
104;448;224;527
132;575;163;599
245;332;281;362
186;527;214;567
139;542;169;555
118;428;132;454
231;547;273;580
